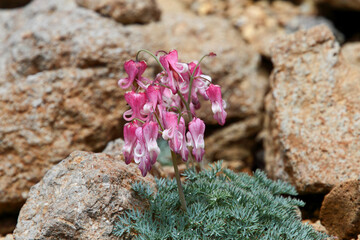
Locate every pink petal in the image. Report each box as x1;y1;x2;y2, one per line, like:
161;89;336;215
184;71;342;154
118;60;138;89
122;121;139;164
123;91;147;121
187;118;205;162
143;122;160;165
206;84;227;126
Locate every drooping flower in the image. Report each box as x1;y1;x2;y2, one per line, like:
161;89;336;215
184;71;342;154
123;121;139;164
134;127;151;177
123;91;147;121
123;121;159;177
142;121;160;165
118;60;149;89
162;111;188;161
178;117;189;162
161;87;181;110
182;61;211;108
159;50;188;94
187;118;205;162
206;84;227;126
143;85;161;116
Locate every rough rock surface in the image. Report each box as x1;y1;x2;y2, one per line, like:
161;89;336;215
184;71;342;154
320;180;360;240
234;1;314;57
181;0;317;57
265;25;360;194
180;0;250;16
315;0;360;11
0;0;265;212
342;42;360;68
0;68;128;213
205;116;262;169
75;0;161;24
13;147;155;240
0;235;14;240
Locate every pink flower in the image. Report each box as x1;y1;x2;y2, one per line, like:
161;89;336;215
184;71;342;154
118;60;149;89
123;121;139;164
187;118;205;162
123;91;147;121
161;87;181;110
159;50;188;94
133;122;160;176
162;112;188;161
134;127;151;177
143;85;161;115
142;122;160;165
206;84;227;126
182;62;211;108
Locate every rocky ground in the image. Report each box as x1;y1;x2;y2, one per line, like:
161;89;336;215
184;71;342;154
0;0;359;239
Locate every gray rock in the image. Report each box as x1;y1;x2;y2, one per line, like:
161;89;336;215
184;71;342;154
13;148;155;240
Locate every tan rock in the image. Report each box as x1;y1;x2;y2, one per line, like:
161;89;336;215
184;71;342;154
181;0;317;57
13;149;155;240
0;234;14;240
205;116;262;168
75;0;161;24
320;180;360;240
303;220;329;235
265;25;360;194
342;42;360;68
179;0;247;16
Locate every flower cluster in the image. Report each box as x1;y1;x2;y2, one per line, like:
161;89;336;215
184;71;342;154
119;50;227;176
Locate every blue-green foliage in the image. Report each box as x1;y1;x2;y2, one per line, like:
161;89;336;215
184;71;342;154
113;162;328;240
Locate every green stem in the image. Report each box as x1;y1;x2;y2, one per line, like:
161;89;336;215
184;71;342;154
136;49;165;72
187;54;210;105
132;118;146;124
153;111;164;131
171;151;187;212
177;90;193;122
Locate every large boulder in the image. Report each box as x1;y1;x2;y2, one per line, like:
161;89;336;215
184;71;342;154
265;25;360;194
13;145;155;240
